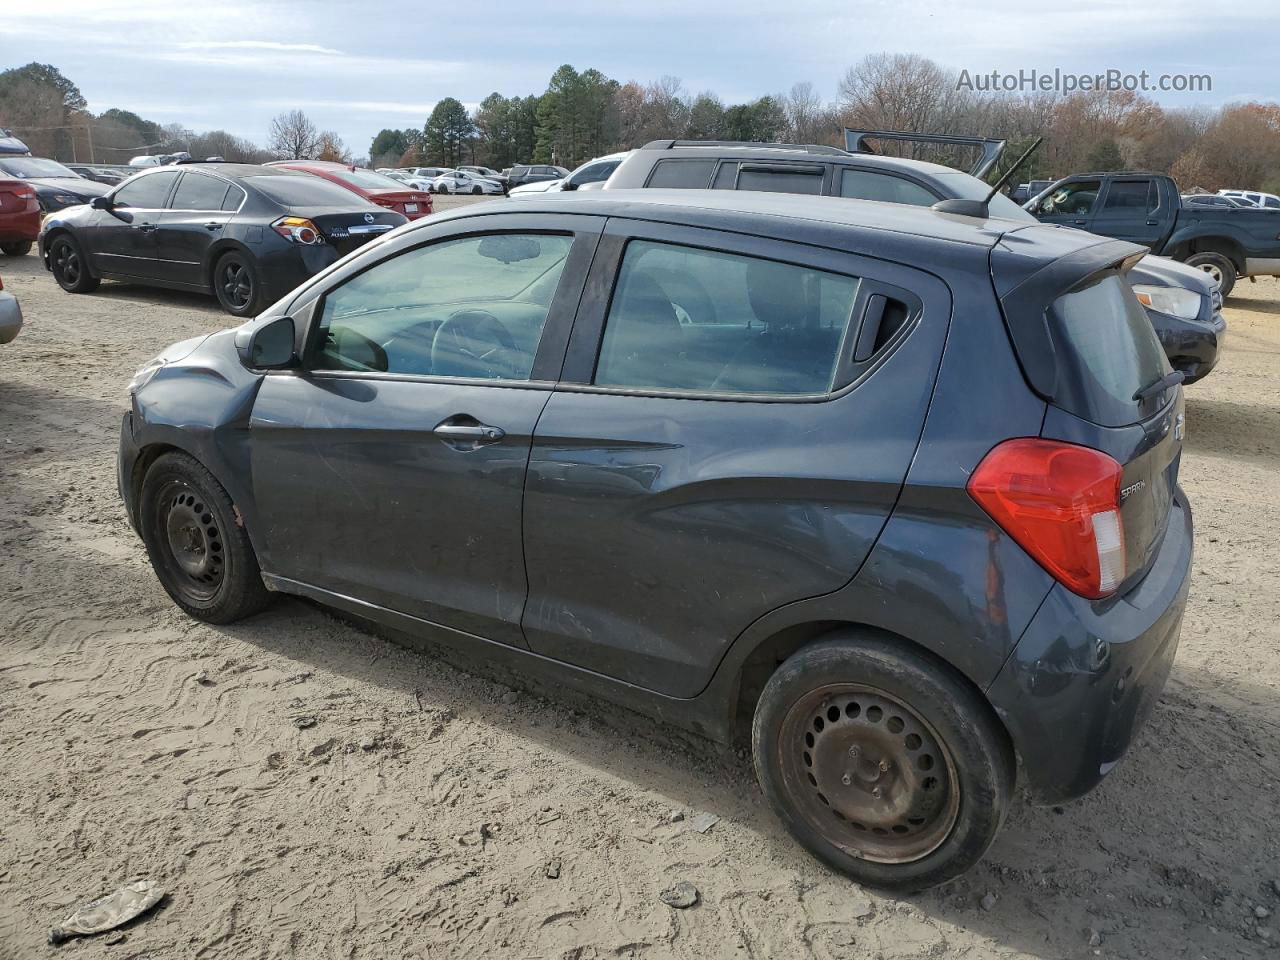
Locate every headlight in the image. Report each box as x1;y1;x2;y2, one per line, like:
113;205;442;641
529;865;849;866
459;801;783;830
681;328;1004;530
52;193;82;205
1132;284;1203;321
128;357;167;395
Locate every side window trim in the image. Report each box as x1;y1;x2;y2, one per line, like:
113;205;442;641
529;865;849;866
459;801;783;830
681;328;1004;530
294;214;607;386
559;218;928;402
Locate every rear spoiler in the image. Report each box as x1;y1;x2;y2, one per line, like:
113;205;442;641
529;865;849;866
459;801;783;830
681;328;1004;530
843;129;1006;178
993;236;1147;400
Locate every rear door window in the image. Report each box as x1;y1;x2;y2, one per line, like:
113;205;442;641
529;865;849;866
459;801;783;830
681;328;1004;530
735;163;823;196
593;239;861;396
1099;179;1156;214
1049;272;1171;425
170;171;231;210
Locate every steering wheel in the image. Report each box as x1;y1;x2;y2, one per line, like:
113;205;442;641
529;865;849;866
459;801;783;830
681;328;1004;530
431;309;518;379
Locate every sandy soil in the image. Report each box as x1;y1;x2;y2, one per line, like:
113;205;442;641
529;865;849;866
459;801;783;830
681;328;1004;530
1;233;1278;960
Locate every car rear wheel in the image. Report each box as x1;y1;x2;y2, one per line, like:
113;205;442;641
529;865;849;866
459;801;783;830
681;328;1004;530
139;452;270;624
471;186;482;195
752;634;1013;891
1;240;32;256
1185;252;1236;298
49;235;100;293
213;251;262;317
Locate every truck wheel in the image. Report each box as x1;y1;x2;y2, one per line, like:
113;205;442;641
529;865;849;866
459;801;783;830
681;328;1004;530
1185;253;1236;298
1;240;32;256
752;635;1013;892
139;452;270;624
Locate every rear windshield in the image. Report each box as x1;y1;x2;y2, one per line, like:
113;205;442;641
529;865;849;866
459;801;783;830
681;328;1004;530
1049;271;1172;426
249;175;367;208
330;168;409;191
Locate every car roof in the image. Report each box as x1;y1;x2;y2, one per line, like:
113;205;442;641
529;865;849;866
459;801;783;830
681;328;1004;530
135;162;305;181
418;188;1104;260
631;142;969;178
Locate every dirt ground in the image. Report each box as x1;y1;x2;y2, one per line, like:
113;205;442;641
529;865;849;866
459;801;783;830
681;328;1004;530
1;220;1278;959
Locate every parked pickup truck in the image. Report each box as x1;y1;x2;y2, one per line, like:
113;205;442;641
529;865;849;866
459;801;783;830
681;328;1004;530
1026;172;1280;296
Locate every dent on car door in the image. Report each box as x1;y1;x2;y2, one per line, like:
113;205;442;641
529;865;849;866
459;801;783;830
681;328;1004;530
247;213;603;647
521;220;952;698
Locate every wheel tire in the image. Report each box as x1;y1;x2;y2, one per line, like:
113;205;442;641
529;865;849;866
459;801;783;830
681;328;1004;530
1;240;32;256
212;250;262;318
1185;252;1237;298
471;186;482;195
752;635;1013;892
139;452;270;624
48;235;100;293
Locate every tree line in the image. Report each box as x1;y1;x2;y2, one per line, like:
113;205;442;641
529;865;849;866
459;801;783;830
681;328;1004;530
3;56;1278;193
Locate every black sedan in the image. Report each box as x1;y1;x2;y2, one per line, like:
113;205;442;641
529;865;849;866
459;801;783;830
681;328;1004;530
0;156;110;212
38;163;408;316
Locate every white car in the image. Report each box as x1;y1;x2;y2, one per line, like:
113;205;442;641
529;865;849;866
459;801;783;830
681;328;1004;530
1218;189;1280;210
508;152;629;196
457;165;503;179
385;170;436;191
431;169;505;195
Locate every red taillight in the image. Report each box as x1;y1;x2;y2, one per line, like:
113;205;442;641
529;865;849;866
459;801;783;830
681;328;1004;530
967;438;1126;599
372;197;396;208
270;216;322;245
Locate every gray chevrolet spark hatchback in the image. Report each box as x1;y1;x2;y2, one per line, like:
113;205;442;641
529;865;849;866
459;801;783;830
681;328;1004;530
119;191;1192;890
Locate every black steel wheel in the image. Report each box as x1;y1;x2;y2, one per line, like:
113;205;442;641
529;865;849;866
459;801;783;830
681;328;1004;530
213;251;261;317
49;235;100;293
753;634;1013;891
139;452;270;623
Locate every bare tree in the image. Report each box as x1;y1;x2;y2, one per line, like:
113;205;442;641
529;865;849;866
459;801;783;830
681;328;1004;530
269;109;320;159
783;82;834;144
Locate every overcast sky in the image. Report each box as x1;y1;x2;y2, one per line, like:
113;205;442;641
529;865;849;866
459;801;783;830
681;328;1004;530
6;0;1277;158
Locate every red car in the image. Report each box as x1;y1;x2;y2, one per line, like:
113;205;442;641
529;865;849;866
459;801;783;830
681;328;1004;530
0;178;41;256
266;161;433;220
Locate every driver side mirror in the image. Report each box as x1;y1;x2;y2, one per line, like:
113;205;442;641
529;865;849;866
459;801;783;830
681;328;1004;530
90;196;112;211
234;315;296;369
559;180;578;191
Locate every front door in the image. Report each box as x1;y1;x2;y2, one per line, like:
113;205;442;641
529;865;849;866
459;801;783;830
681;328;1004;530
89;169;179;280
248;215;601;646
521;221;952;697
1030;178;1103;232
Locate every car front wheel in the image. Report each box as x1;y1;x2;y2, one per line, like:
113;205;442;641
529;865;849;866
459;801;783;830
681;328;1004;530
139;452;270;624
49;235;100;293
752;634;1013;892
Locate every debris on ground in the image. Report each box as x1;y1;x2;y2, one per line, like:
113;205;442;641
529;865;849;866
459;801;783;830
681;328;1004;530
48;879;164;945
660;881;699;909
293;716;317;729
688;812;719;834
980;892;997;911
545;857;561;879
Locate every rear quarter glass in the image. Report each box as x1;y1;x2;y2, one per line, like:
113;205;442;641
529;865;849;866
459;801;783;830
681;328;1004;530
1048;271;1172;427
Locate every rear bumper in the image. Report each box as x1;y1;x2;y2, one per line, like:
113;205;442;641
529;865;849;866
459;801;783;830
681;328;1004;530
987;486;1193;803
0;290;22;344
0;208;41;243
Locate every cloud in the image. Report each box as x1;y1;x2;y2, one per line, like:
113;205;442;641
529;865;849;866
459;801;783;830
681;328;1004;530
177;40;344;55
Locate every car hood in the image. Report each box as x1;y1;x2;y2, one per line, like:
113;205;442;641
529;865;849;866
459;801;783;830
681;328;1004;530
1132;254;1215;295
26;176;111;197
510;179;560;194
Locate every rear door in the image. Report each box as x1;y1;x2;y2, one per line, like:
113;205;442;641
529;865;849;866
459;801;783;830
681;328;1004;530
521;219;952;697
1090;177;1166;249
154;170;238;286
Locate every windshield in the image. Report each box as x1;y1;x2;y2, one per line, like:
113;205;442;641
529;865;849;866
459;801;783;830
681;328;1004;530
330;168;412;191
250;175;373;208
0;156;79;179
937;172;1036;222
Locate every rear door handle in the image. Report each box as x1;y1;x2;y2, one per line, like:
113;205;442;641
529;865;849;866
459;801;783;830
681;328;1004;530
204;221;223;231
433;422;505;441
1146;220;1159;226
1072;219;1088;225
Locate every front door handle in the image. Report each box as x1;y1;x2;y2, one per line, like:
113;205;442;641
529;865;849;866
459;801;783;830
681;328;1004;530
204;221;223;231
1146;219;1159;226
433;422;505;441
1072;219;1088;225
132;223;157;233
